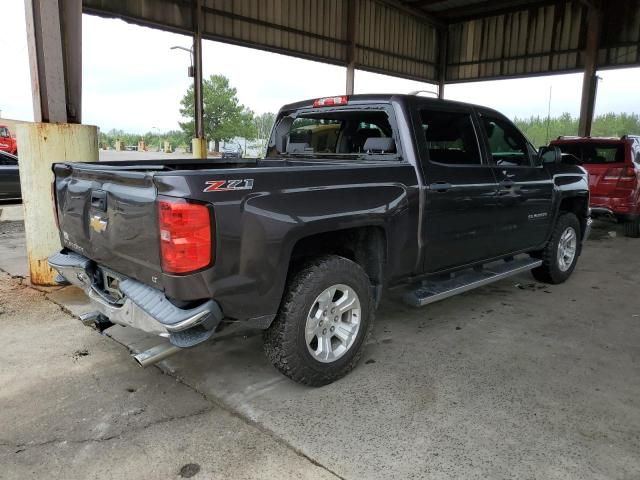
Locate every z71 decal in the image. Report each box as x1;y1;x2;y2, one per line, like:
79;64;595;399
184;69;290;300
203;179;254;193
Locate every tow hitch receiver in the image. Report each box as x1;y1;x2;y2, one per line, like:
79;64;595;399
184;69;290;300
78;311;114;332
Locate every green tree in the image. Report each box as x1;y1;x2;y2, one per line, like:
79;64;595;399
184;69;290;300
179;75;254;152
253;112;276;140
514;112;640;147
252;112;276;154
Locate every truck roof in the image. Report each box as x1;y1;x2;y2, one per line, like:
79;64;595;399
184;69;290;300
279;94;503;117
552;135;640;144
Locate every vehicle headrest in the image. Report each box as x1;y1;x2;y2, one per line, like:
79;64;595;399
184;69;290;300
287;142;311;153
363;137;395;153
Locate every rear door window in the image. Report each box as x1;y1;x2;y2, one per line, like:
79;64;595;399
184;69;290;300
420;110;482;166
480;115;533;167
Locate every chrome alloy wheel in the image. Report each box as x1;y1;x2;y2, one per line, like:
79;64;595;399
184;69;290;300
557;226;577;272
305;284;361;363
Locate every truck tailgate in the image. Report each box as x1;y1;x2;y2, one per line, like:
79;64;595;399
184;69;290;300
53;163;162;286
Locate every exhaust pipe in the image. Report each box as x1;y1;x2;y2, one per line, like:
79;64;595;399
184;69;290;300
133;343;181;368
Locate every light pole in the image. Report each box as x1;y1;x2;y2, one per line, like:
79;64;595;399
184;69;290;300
170;2;205;159
170;46;194;77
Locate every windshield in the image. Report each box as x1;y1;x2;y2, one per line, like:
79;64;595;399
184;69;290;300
556;143;624;164
267;108;397;159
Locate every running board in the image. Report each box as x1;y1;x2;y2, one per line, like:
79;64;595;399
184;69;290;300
403;257;543;307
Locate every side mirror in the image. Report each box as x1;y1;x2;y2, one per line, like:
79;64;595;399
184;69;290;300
537;146;561;165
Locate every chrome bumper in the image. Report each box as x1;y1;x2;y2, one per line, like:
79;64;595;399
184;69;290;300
48;251;222;347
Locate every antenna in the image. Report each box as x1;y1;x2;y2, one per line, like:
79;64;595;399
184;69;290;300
545;85;552;144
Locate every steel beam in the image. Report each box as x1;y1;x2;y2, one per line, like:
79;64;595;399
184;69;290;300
346;0;357;95
25;0;82;123
578;5;602;137
438;29;448;99
193;0;205;147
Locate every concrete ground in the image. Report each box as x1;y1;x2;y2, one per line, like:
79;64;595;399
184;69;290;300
0;269;336;479
0;219;639;479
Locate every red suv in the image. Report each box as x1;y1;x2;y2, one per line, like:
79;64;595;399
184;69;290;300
0;125;18;155
551;135;640;237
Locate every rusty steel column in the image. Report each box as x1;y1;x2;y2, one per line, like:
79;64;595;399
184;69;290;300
345;0;357;95
192;0;206;158
23;0;98;285
578;5;602;137
25;0;82;123
438;28;448;99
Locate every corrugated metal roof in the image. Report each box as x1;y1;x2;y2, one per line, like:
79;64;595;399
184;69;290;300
82;0;640;84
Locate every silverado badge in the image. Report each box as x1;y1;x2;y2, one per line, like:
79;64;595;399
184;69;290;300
89;214;108;233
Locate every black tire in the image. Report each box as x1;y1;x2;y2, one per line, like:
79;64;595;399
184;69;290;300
531;212;581;284
624;218;640;238
263;255;374;386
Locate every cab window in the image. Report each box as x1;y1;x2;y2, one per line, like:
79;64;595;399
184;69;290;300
420;110;481;166
480;115;533;167
268;109;397;159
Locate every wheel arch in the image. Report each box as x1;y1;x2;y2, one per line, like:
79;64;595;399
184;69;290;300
288;225;387;304
558;194;589;239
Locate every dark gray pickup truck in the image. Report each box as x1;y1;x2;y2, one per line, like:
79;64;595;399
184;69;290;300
49;94;591;386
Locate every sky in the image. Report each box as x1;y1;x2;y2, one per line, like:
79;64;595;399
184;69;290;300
2;0;639;134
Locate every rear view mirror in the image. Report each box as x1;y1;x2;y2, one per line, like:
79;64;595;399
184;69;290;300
537;146;561;165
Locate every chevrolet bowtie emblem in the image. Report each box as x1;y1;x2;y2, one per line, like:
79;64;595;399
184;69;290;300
89;215;108;233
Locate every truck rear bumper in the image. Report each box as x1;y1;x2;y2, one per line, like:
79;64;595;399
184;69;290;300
48;250;223;348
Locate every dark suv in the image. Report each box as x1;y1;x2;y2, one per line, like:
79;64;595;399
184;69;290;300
221;143;243;159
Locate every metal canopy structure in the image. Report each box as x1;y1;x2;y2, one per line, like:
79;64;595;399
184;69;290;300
24;0;640;137
83;0;640;84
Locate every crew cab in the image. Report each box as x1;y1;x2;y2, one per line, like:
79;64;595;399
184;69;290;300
49;95;590;386
0;125;18;155
551;135;640;237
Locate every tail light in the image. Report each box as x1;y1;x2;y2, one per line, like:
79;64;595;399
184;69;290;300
158;199;212;274
603;166;638;194
603;167;623;181
618;166;637;185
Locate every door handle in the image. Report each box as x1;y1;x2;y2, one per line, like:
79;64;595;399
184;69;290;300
499;179;515;189
429;182;452;192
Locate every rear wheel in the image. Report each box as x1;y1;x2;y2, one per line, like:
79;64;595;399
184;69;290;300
263;255;374;386
624;218;640;238
531;212;581;284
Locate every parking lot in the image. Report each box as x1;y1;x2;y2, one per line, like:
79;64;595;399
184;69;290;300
0;212;638;479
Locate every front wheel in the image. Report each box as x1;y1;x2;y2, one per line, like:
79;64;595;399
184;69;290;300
263;255;374;386
531;212;581;284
